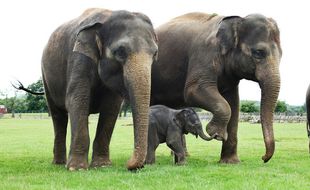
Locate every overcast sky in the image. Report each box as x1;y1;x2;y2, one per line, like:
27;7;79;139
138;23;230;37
0;0;309;105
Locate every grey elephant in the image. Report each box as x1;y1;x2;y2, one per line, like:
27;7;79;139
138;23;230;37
305;85;310;153
40;8;158;171
145;105;213;165
147;13;282;164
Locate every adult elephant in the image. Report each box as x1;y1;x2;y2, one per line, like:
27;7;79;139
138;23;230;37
150;13;282;163
305;85;310;153
41;8;158;170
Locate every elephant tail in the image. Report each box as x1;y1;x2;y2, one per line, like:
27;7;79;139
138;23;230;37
11;80;45;95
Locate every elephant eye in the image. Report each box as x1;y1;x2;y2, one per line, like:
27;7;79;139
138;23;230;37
251;49;267;59
113;46;128;62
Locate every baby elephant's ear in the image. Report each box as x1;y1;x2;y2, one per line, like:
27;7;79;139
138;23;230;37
175;109;189;123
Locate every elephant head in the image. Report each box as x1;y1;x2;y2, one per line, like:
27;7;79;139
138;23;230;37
73;9;158;169
217;14;282;162
175;108;214;141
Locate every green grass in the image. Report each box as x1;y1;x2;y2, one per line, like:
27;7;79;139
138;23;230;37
0;116;309;190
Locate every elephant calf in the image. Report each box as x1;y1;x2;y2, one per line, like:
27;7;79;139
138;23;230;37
145;105;214;165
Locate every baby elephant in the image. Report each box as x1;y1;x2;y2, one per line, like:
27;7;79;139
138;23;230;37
145;105;214;165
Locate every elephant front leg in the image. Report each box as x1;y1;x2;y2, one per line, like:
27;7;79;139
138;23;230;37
170;135;189;156
167;136;186;165
67;113;90;170
185;83;231;141
182;135;189;157
220;87;240;164
90;94;122;168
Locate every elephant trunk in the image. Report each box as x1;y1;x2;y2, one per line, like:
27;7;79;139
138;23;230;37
197;125;216;141
259;70;280;163
123;52;152;170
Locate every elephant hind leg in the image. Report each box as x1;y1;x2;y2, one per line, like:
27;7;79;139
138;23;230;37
220;87;240;164
49;105;68;165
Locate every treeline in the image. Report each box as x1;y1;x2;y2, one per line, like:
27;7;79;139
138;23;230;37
240;100;306;115
0;79;306;116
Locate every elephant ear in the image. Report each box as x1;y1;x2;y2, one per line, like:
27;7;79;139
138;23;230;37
267;18;281;46
173;110;188;129
73;10;110;61
133;12;158;44
216;16;242;55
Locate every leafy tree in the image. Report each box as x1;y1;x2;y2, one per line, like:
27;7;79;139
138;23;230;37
240;100;259;113
275;100;287;113
287;104;305;115
25;79;48;112
14;96;27;113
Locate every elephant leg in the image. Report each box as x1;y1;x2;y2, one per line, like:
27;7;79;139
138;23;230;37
220;87;240;164
66;86;91;170
44;89;68;165
66;112;89;170
185;84;231;141
167;136;186;165
50;106;68;165
90;93;123;168
171;135;189;156
145;144;157;165
182;135;189;157
145;131;159;165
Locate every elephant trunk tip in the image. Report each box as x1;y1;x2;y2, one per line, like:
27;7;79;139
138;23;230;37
261;139;275;163
127;153;145;171
262;154;272;163
126;141;148;171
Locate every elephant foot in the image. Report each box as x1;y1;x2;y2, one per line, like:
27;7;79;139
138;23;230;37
219;155;240;164
175;160;186;166
52;154;66;165
206;122;228;141
66;154;88;171
90;156;112;168
52;158;66;165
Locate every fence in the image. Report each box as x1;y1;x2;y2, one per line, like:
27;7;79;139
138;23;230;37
0;113;50;119
198;112;307;123
0;112;307;123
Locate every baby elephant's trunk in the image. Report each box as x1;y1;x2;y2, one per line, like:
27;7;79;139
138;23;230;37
197;126;216;141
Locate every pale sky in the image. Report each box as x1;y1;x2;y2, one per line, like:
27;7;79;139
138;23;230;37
0;0;309;105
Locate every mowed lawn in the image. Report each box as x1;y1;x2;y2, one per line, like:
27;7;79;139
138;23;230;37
0;115;309;190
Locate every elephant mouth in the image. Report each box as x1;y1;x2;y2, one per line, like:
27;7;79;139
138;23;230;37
194;132;198;138
212;133;224;141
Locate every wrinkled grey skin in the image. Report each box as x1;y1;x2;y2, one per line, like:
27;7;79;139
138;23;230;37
145;105;213;165
42;8;158;171
305;85;310;153
150;13;282;163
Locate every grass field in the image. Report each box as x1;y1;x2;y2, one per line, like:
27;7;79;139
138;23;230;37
0;115;309;190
